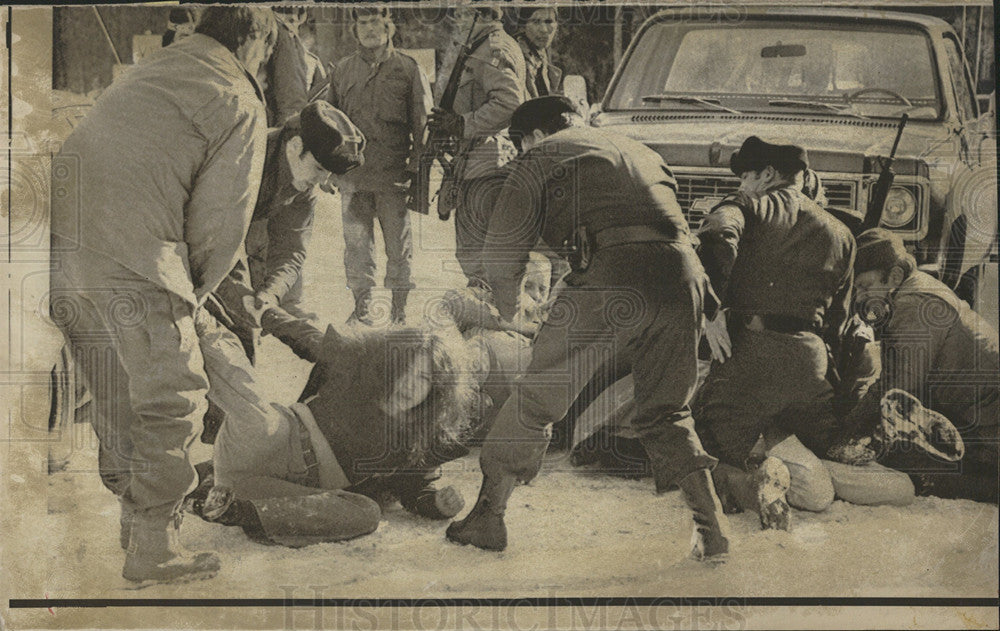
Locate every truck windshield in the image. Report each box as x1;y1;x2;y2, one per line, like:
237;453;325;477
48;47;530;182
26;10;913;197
607;21;941;120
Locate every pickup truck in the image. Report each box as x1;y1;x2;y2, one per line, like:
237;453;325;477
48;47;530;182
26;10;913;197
590;7;997;325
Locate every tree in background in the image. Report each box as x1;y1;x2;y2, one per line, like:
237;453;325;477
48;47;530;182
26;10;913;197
54;5;994;108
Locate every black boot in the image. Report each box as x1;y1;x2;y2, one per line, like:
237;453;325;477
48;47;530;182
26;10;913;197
347;289;374;326
710;462;758;514
677;468;732;562
445;471;517;551
391;289;408;325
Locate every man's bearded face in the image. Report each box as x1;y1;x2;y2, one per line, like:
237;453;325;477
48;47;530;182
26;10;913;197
356;14;390;50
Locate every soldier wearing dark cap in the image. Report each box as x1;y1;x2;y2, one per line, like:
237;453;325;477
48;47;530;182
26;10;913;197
228;102;366;329
446;96;732;562
514;7;563;99
843;228;999;502
328;7;432;325
693;136;856;529
428;4;526;287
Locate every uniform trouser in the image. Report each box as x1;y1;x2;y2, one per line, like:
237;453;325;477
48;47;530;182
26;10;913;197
50;252;208;516
694;327;839;471
480;242;718;491
454;176;506;285
341;190;413;293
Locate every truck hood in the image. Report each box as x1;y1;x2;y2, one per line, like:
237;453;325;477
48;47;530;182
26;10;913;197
591;111;954;176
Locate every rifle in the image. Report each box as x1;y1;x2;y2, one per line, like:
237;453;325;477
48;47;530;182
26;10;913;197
862;113;909;231
415;13;480;220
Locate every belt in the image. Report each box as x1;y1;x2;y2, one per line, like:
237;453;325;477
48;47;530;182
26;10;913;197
289;405;322;488
744;313;817;334
565;224;679;273
592;224;679;251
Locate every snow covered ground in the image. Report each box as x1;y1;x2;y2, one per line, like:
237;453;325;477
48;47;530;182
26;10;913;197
13;191;999;614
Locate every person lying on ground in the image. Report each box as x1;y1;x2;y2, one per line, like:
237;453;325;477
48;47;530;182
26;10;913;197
186;264;553;547
186;314;477;547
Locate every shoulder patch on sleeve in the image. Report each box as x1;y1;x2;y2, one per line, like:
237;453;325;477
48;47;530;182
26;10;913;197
488;35;519;69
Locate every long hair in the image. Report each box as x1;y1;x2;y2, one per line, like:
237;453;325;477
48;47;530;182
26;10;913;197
315;322;478;470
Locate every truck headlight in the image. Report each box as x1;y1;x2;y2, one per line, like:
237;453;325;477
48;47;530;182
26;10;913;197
881;186;917;228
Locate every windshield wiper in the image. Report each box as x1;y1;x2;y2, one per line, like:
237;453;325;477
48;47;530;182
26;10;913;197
767;99;870;120
641;94;742;114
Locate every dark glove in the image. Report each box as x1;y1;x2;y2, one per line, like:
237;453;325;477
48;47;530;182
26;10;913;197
427;107;464;138
403;176;422;213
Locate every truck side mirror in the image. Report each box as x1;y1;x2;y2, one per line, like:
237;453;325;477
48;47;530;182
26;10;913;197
563;74;589;116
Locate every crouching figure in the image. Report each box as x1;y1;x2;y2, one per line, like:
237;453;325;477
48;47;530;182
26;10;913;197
188;310;480;546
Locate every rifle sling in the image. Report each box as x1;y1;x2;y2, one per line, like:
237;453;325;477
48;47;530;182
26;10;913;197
443;30;494;107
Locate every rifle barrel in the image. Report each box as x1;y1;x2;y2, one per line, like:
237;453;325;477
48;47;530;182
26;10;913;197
888;113;908;159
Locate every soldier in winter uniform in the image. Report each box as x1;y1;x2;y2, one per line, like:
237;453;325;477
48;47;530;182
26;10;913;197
198;102;366;444
693;136;856;529
328;7;432;325
242;102;366;322
427;5;526;287
49;7;277;584
445;96;732;562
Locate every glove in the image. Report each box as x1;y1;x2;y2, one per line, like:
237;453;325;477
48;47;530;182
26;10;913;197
253;290;279;313
427;107;464;138
240;293;276;329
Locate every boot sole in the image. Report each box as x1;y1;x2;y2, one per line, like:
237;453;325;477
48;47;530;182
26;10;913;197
445;521;507;551
123;568;218;588
691;551;729;566
754;457;792;531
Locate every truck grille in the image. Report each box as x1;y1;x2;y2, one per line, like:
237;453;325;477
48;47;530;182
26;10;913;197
673;174;857;230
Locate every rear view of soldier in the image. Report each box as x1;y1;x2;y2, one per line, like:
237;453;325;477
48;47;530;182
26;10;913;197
694;137;856;529
446;96;732;562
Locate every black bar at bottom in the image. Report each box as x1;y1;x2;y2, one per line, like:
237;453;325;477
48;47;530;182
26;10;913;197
8;597;1000;609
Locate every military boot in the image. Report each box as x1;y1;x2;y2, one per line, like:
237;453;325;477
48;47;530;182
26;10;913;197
445;468;518;551
391;289;408;326
677;468;732;562
876;389;964;462
122;507;220;584
753;456;791;531
347;289;374;326
710;462;758;514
